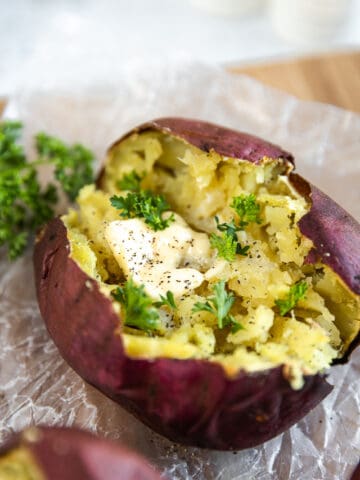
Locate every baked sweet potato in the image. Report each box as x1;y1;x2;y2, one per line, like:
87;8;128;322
34;118;360;450
0;426;161;479
351;462;360;480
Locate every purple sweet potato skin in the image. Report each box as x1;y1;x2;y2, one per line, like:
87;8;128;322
110;117;294;166
34;218;332;450
34;220;125;396
141;118;295;166
298;184;360;296
290;173;360;360
0;427;161;480
351;463;360;480
97;118;294;189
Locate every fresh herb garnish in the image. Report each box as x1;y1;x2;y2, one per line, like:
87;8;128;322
275;281;308;316
192;280;242;333
1;121;94;260
0;121;56;260
0;121;94;259
0;121;25;167
210;194;261;261
35;132;94;201
110;191;175;231
117;170;145;192
112;279;159;332
210;232;238;262
230;193;262;229
153;290;177;310
214;217;241;238
0;166;58;260
210;216;249;262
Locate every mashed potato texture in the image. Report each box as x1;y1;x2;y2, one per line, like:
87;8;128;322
63;131;355;389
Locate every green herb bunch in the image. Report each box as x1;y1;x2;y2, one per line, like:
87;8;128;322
36;132;93;201
0;121;94;260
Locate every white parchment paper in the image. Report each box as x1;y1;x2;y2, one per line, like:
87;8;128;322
1;62;359;480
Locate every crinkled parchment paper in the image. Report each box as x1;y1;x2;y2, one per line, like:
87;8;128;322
1;62;359;480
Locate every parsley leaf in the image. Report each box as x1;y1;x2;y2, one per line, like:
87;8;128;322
36;132;94;201
0;121;94;260
112;279;159;332
275;281;308;316
0;122;58;259
153;291;177;310
235;242;250;256
210;232;237;262
215;217;241;237
0;121;25;168
117;170;145;192
110;191;175;231
231;193;262;229
210;216;249;262
192;280;242;332
210;195;261;262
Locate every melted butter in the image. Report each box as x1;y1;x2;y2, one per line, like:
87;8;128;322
105;213;212;299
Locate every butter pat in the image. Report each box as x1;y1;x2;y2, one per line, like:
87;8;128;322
105;213;212;299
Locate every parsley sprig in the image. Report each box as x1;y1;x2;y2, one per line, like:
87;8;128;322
192;280;242;333
35;132;93;201
231;193;262;229
210;216;249;262
153;291;177;310
117;170;145;192
112;279;160;332
0;121;25;167
211;193;262;262
0;121;94;260
113;281;178;331
110;191;175;231
275;280;308;316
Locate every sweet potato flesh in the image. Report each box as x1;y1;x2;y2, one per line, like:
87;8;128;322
0;448;43;480
63;132;360;389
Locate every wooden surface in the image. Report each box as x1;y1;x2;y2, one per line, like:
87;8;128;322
232;51;360;113
0;51;359;115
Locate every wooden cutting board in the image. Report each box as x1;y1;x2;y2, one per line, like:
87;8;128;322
1;51;359;114
231;50;360;113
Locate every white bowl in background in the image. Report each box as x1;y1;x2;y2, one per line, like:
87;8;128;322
269;0;352;45
189;0;265;16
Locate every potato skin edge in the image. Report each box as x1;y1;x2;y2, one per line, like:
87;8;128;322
290;174;360;296
0;426;161;480
351;462;360;480
34;217;332;450
117;117;295;165
96;117;294;188
290;173;360;361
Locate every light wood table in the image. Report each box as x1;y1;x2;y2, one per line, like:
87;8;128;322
231;50;360;113
1;51;359;115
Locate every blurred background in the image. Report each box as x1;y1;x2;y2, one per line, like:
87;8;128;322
0;0;359;105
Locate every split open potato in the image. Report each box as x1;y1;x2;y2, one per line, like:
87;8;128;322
0;426;161;479
34;118;360;450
